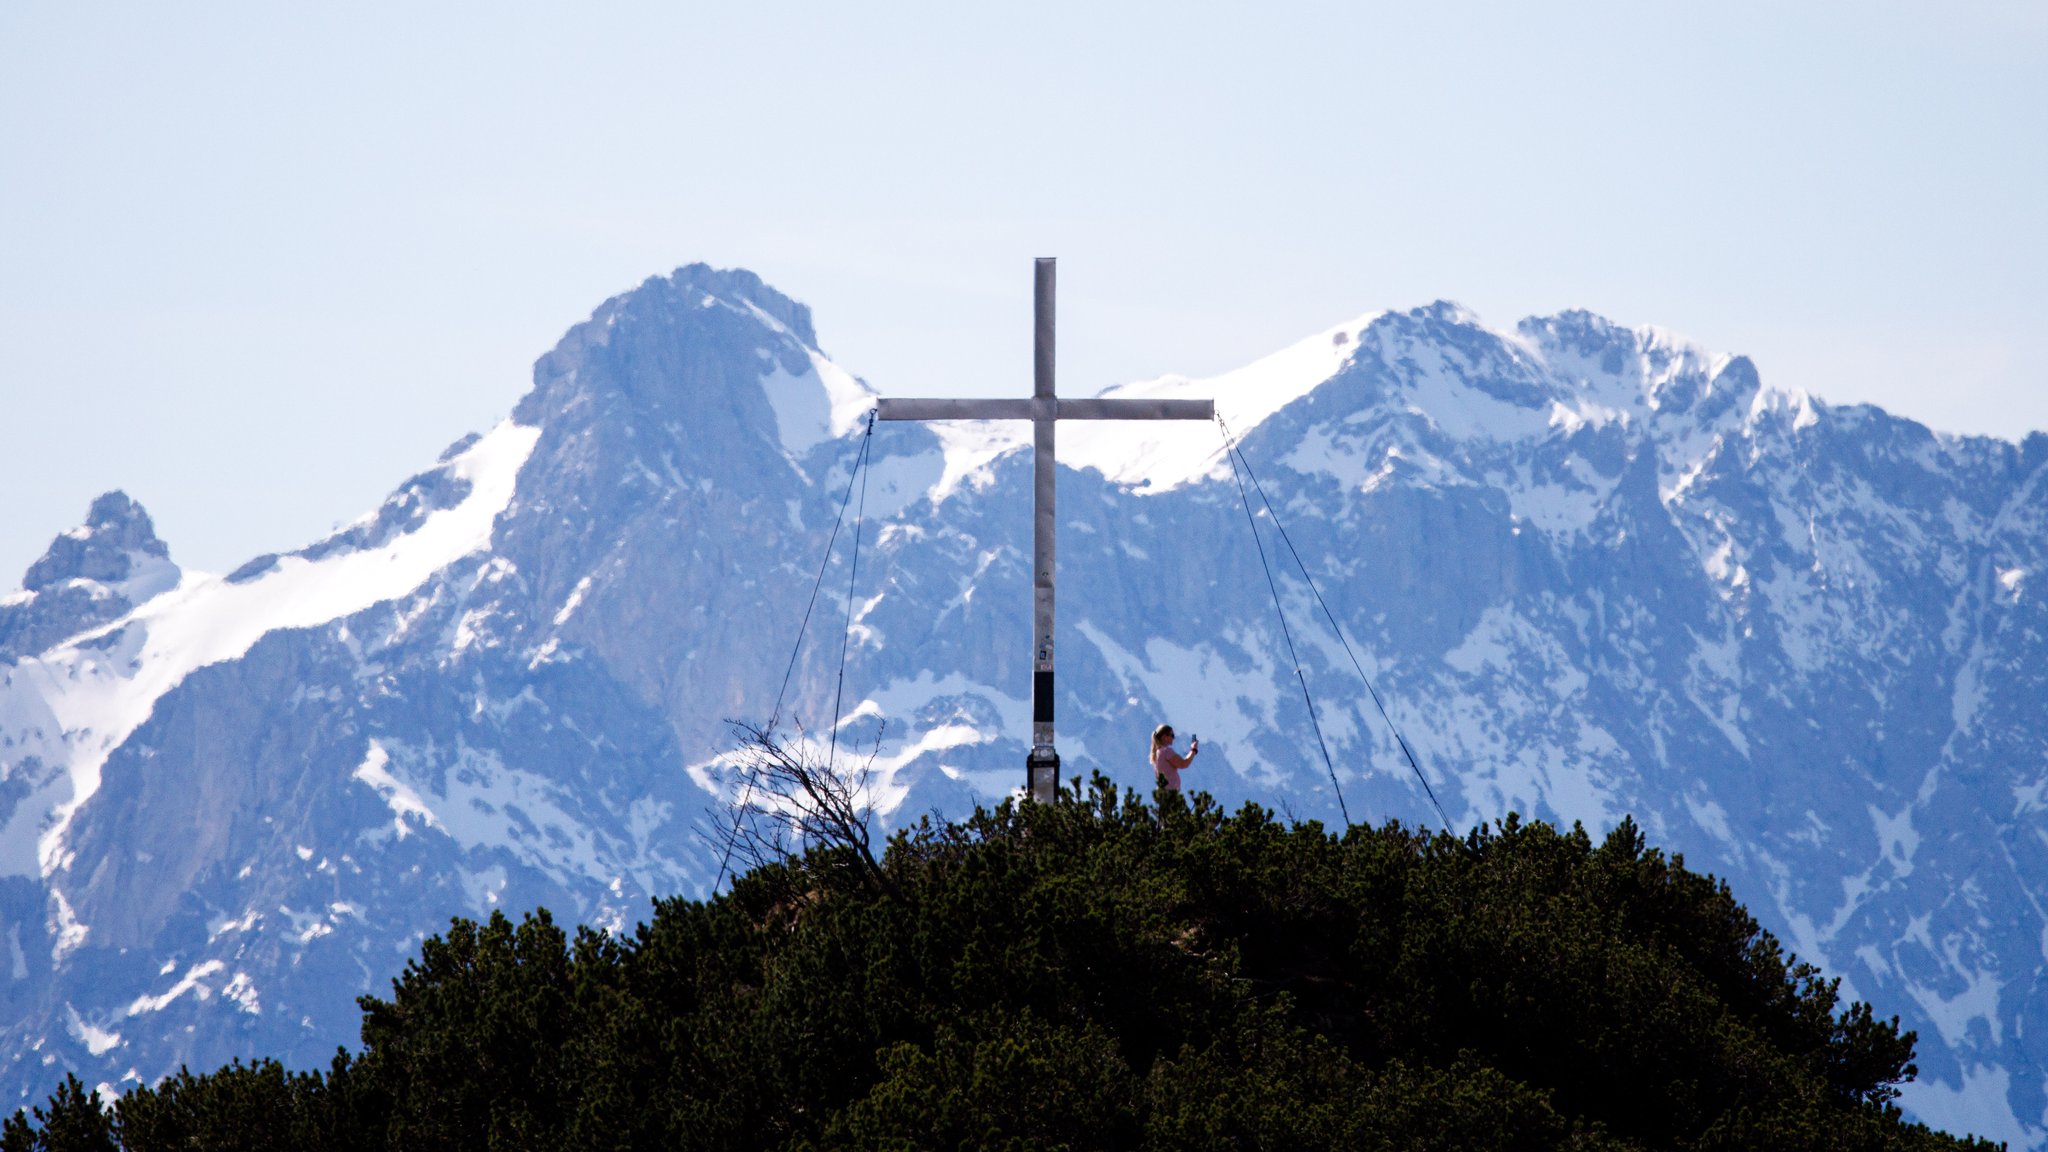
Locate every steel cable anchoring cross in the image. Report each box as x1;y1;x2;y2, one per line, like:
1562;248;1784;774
825;409;876;774
1217;416;1351;826
1216;415;1456;838
713;409;877;897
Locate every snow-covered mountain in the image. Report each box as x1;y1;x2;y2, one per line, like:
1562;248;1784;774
2;265;2043;1145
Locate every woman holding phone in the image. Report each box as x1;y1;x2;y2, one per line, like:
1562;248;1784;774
1150;724;1199;792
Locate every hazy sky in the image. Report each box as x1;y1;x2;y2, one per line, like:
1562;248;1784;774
3;1;2044;583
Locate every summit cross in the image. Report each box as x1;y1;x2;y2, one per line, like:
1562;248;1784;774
877;258;1214;802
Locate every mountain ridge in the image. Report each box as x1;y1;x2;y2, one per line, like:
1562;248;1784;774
0;265;2042;1145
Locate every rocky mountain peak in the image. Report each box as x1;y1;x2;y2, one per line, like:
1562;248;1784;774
515;263;827;425
665;262;819;347
1;492;179;663
1519;307;1633;360
21;491;169;592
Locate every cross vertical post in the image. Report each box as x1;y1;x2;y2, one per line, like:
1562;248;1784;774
876;259;1213;802
1027;258;1060;802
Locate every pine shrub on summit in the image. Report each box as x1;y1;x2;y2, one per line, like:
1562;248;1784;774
4;782;1998;1150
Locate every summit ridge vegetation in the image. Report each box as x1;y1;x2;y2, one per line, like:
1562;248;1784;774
4;780;1998;1150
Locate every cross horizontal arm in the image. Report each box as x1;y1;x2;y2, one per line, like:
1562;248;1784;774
1057;398;1214;420
876;397;1214;422
878;398;1035;421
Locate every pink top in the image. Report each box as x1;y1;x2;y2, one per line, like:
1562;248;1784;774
1151;744;1193;791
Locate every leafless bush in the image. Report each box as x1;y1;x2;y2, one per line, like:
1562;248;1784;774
711;720;899;901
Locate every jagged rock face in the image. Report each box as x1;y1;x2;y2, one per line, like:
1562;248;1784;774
22;493;167;591
0;265;2043;1146
0;492;177;663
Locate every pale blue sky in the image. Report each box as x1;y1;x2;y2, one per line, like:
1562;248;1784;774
3;1;2044;582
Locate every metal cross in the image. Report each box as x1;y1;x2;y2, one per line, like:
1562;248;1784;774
877;259;1215;802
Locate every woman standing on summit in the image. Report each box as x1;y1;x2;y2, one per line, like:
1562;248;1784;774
1150;724;1198;792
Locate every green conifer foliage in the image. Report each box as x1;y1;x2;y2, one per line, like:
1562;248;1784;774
1;1075;115;1152
3;781;2007;1150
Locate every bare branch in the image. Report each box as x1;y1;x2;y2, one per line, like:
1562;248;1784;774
713;720;901;902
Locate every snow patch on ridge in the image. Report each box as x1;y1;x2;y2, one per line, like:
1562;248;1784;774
352;739;676;894
1900;1064;2037;1150
64;1003;120;1056
352;741;441;840
1062;313;1383;491
923;421;1026;502
1908;955;2006;1049
126;960;225;1016
746;302;875;458
552;576;593;627
758;353;874;458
